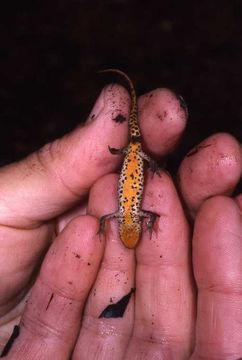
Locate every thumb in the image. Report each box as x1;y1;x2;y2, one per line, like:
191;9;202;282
0;84;129;229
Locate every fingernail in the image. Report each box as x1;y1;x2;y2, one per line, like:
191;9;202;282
177;94;188;117
86;87;106;124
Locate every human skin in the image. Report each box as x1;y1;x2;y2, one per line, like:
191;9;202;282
0;83;241;359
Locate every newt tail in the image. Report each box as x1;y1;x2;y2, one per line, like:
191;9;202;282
99;69;159;249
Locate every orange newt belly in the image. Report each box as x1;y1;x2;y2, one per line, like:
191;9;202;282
118;142;144;248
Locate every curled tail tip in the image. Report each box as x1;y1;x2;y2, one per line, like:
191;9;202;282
97;69;134;89
97;68;127;75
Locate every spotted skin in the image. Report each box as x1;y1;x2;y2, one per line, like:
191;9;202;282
118;141;144;248
99;69;159;248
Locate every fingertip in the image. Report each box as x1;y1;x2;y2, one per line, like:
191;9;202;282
178;132;242;216
139;88;188;156
60;213;100;240
87;83;130;125
195;194;241;229
52;83;130;185
64;214;100;246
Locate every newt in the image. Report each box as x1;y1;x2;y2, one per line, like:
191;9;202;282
99;69;159;249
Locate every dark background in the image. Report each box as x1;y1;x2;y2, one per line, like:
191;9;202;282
0;1;241;174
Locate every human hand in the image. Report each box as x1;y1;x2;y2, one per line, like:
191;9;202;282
0;82;241;359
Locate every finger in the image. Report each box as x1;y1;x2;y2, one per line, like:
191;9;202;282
125;172;195;359
0;85;187;230
72;174;135;360
191;196;242;359
4;216;104;360
178;133;242;217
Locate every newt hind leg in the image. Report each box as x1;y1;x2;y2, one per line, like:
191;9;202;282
140;209;160;239
98;211;119;236
139;150;160;177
